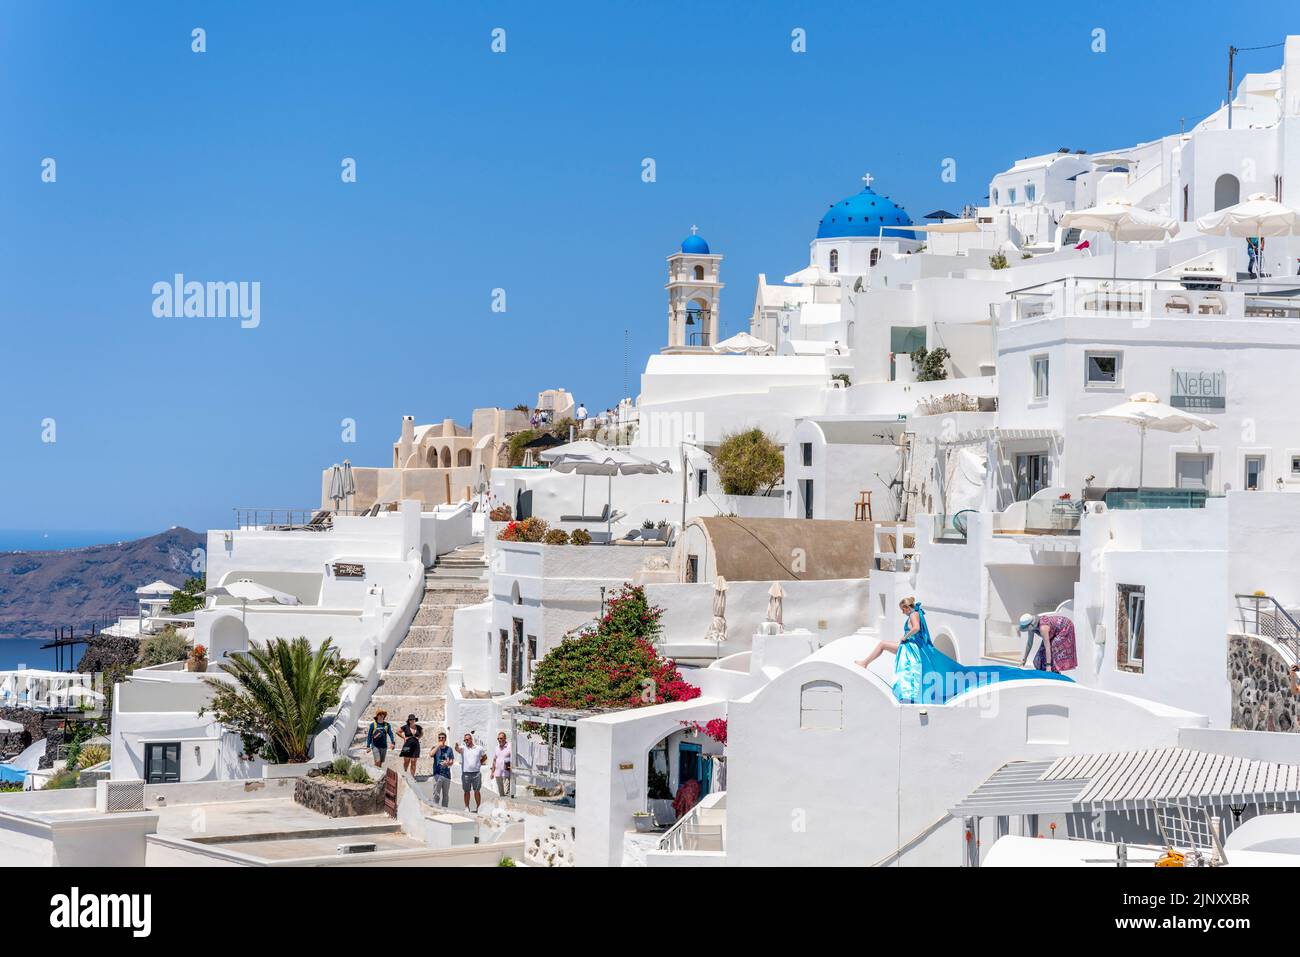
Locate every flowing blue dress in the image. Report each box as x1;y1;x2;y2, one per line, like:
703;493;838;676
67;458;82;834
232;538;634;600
892;605;1073;704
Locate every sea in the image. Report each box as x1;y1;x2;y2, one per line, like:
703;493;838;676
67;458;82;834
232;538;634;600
0;529;149;671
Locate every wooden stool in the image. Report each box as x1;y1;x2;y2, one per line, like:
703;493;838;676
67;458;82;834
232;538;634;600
853;491;873;522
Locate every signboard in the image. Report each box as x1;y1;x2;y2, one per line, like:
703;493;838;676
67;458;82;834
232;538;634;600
1170;369;1225;411
333;562;365;578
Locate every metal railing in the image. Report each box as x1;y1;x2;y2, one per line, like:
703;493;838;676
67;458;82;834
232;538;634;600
1235;593;1300;659
231;506;379;530
1003;276;1300;327
656;798;725;853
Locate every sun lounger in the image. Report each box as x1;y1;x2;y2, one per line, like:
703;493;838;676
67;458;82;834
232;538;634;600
560;504;612;523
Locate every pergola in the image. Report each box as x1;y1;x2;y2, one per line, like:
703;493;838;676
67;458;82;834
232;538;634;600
951;747;1300;866
500;703;613;803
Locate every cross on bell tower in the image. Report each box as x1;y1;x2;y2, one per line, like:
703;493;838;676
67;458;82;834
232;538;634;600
665;227;724;350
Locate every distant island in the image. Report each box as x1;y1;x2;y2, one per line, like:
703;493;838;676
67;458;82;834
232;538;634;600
0;528;203;639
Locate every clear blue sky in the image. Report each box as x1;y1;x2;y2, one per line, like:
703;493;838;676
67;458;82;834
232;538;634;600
1;0;1291;534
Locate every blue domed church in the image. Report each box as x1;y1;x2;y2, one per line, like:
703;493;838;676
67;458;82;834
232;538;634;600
810;174;921;275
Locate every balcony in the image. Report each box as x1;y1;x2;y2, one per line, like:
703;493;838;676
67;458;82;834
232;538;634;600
1002;277;1300;327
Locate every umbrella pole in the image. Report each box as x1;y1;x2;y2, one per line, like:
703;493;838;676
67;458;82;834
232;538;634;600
1138;423;1146;493
607;474;613;540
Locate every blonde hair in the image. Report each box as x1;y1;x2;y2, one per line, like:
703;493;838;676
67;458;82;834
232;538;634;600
899;596;916;610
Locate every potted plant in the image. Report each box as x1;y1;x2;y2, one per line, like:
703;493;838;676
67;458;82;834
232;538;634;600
186;644;208;673
641;519;660;541
632;810;655;832
655;519;671;542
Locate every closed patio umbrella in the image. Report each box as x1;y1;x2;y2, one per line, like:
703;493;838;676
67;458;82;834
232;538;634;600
704;575;728;655
1196;193;1300;292
766;582;785;629
327;464;345;512
1077;392;1216;491
204;579;301;624
1059;200;1179;281
340;459;356;514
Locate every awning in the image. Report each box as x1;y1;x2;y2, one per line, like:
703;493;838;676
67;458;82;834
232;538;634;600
952;747;1300;818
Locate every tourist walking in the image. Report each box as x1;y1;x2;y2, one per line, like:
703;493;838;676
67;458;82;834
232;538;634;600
366;709;396;767
575;403;587;429
454;731;487;812
491;732;513;798
429;731;455;807
1248;236;1264;277
397;713;423;776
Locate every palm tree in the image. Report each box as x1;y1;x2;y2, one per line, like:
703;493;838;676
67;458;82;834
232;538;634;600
203;637;356;763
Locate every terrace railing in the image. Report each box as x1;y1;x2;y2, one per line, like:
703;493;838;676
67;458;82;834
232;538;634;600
1235;593;1300;660
1003;276;1300;327
657;793;725;853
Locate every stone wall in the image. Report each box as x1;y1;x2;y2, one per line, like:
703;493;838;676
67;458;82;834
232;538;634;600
1228;634;1299;733
293;772;386;818
76;636;140;674
0;707;63;769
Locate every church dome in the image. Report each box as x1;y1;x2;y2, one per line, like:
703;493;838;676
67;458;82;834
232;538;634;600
681;233;711;254
815;181;914;240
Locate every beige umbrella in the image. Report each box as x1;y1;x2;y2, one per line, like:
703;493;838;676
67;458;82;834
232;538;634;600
1059;200;1179;281
1077;392;1216;491
1196;193;1300;292
766;582;785;629
704;576;728;655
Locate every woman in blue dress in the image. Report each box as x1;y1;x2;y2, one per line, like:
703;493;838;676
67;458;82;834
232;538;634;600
856;597;1072;704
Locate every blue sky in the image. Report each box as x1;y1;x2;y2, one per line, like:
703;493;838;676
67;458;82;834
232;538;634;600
1;0;1292;534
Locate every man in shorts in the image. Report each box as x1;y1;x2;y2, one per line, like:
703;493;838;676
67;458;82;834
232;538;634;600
430;731;455;807
454;731;486;812
366;709;396;767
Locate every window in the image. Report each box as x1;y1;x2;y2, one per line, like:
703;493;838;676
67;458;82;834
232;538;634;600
829;249;839;273
801;442;813;466
992;188;999;205
1291;455;1300;477
498;629;508;674
145;742;181;784
1245;455;1265;491
693;265;704;280
1085;351;1121;387
800;680;843;730
1025;184;1036;202
869;248;880;267
527;635;537;662
697;469;707;496
1031;355;1049;400
685;555;699;583
1116;584;1145;672
1008;187;1017;204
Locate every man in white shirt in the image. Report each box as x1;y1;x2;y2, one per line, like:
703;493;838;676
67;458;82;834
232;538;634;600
491;732;513;798
575;403;587;430
454;731;487;811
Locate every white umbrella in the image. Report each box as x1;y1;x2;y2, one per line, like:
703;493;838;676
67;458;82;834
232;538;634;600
1078;392;1216;490
204;579;300;623
1196;193;1300;292
1059;200;1179;281
712;332;775;355
704;575;728;654
8;738;46;773
783;264;840;286
766;582;785;629
0;718;22;734
541;444;671;537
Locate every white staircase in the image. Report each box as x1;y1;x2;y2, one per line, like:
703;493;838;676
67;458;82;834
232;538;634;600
352;544;487;773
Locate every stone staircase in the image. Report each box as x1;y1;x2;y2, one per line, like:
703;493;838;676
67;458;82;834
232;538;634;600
353;544;487;774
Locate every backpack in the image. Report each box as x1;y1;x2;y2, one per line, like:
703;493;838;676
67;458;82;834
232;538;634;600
370;722;389;748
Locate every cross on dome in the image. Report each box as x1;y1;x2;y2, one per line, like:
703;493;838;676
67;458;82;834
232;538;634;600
690;224;699;235
861;172;874;188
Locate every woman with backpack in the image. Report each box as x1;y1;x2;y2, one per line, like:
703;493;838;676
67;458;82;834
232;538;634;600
366;709;396;767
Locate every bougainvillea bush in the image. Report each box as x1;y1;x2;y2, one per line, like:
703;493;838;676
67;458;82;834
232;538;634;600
524;585;699;711
497;516;549;542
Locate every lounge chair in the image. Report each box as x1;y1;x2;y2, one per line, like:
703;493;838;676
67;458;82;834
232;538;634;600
560;504;612;524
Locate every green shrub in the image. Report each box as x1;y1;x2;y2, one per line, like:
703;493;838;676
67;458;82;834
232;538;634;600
166;577;207;615
498;856;517;867
75;744;110;769
542;528;570;545
715;429;784;496
137;626;191;668
988;252;1010;270
331;756;353;776
570;528;592;546
347;763;372;784
44;769;82;790
909;346;951;382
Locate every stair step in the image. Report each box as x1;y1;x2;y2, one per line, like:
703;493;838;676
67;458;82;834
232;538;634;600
377;672;449;696
400;625;453;648
413;607;458;627
389;647;453;671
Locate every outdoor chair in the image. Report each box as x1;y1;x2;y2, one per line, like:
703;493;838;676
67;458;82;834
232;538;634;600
560;504;611;524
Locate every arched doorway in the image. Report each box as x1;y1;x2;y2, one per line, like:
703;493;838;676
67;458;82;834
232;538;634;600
1214;173;1240;211
440;446;452;468
457;448;471;467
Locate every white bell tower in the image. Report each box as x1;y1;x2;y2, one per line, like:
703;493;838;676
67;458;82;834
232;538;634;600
665;226;724;349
